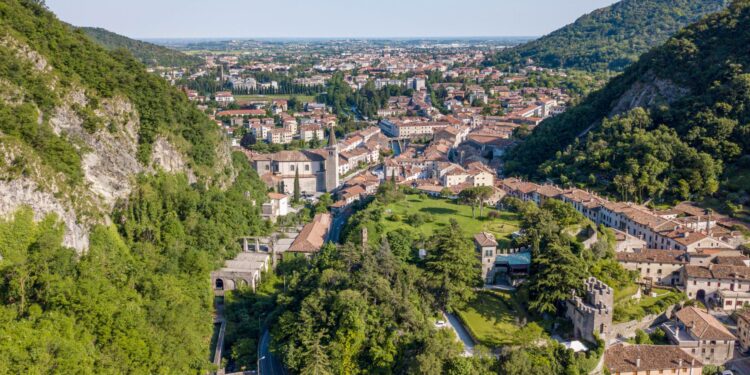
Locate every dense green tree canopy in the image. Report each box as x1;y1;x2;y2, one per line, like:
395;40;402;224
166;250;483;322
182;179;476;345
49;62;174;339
0;155;269;373
486;0;729;71
81;27;202;68
505;0;750;208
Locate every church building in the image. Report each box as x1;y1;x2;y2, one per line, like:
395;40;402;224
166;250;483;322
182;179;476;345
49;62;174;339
248;128;340;195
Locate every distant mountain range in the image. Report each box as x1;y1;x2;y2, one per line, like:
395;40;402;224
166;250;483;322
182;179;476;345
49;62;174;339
504;0;750;220
486;0;730;71
81;27;202;67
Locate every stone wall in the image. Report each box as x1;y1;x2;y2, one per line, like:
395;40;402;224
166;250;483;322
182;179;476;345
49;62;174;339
609;304;678;340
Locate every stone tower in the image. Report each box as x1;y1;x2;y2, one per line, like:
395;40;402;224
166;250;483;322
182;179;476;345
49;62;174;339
325;127;339;192
566;277;613;343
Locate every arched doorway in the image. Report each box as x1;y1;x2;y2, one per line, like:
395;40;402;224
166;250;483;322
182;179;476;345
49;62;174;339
696;289;706;302
215;279;224;290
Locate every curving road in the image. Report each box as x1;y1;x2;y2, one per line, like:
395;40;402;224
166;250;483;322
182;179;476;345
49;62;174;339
259;329;286;375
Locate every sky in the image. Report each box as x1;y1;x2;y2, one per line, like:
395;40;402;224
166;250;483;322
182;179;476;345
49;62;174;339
46;0;618;40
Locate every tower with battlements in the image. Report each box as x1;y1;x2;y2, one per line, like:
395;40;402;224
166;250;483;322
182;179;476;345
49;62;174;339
566;277;613;343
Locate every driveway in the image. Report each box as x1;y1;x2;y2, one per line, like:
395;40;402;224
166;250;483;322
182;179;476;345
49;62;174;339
443;310;475;356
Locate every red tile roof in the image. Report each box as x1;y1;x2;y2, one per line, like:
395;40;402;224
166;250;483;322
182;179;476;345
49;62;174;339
605;344;701;373
675;306;735;341
288;213;331;253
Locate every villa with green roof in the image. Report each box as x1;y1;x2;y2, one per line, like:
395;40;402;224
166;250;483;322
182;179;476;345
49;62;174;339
475;232;532;286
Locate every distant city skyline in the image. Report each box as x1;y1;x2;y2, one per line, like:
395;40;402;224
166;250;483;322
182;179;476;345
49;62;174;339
46;0;617;40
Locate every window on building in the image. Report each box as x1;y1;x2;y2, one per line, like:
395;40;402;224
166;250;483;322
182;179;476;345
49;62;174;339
290;165;295;171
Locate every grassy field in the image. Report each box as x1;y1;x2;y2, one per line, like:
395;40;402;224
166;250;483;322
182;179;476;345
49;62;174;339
613;283;639;305
613;287;686;323
455;290;530;347
235;94;316;102
381;195;520;246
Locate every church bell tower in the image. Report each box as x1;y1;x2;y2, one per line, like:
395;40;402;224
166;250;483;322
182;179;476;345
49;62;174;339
325;127;339;192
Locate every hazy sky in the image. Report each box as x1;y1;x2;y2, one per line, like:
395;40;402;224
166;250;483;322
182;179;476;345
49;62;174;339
46;0;617;40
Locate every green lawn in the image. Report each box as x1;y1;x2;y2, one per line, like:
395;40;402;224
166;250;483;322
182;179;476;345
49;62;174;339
381;195;520;246
613;287;686;323
235;94;316;103
613;283;639;305
455;290;530;347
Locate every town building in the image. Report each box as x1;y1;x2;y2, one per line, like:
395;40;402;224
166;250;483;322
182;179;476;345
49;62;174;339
613;228;648;253
616;249;687;286
476;232;498;283
267;128;294;144
604;344;702;375
736;309;750;352
379;119;450;138
299;124;325;142
682;255;750;309
662;306;736;365
261;192;289;223
476;232;531;286
248;134;340;195
406;76;426;91
214;91;235;105
287;213;332;257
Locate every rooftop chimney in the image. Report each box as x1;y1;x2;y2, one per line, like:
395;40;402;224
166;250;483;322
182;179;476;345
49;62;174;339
636;358;641;368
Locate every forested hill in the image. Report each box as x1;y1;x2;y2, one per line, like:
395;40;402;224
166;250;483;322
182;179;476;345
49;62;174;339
82;26;202;67
504;0;750;217
486;0;729;71
0;1;268;373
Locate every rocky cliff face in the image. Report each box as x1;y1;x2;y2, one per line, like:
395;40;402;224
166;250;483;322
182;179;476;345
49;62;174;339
609;71;690;117
150;136;197;184
0;36;204;253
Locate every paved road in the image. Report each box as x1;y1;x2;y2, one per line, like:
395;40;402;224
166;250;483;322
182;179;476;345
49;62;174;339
328;209;352;244
726;355;750;375
259;329;286;375
443;311;475;356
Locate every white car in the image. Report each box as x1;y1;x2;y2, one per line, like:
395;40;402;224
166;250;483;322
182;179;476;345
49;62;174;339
435;320;447;328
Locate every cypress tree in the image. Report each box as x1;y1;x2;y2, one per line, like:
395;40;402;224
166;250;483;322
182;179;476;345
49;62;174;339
293;168;301;203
